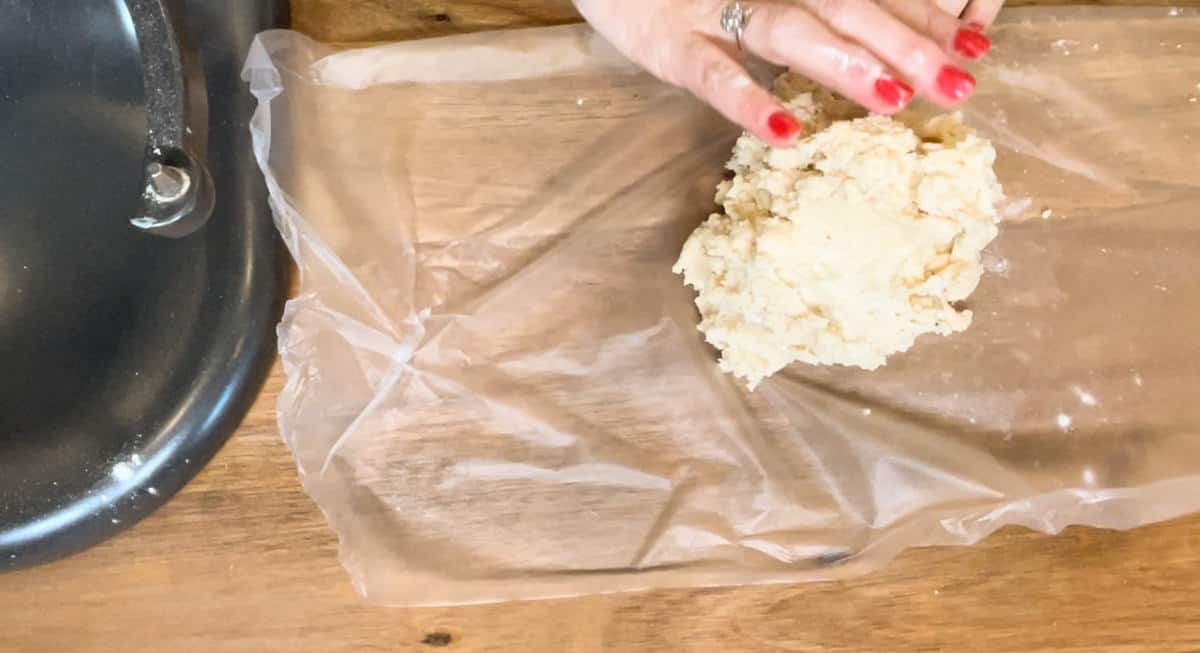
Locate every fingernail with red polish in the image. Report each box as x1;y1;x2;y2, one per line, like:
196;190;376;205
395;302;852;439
874;76;914;109
953;27;991;59
936;65;976;101
767;111;803;140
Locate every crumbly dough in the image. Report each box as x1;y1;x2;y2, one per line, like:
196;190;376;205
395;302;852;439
673;73;1004;390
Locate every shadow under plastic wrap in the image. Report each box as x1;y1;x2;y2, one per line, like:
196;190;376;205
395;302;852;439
244;7;1200;606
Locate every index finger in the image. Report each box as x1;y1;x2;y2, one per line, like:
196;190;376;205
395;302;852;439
671;37;805;146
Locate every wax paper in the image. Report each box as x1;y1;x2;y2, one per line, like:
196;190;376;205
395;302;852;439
245;7;1200;605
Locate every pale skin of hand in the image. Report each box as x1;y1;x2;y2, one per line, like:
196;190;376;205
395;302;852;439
572;0;1004;146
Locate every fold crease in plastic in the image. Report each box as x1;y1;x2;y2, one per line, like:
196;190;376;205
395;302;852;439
244;7;1200;606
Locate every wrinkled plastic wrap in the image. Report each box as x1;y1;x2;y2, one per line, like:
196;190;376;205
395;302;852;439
245;7;1200;606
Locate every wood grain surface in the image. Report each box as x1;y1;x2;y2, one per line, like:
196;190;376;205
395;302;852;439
4;2;1200;652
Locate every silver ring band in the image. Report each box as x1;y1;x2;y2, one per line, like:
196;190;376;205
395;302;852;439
720;1;753;52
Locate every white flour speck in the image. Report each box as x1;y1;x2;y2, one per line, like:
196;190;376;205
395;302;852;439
999;197;1033;221
1041;208;1053;219
1081;467;1098;486
861;408;872;416
110;462;135;482
1057;413;1072;430
1071;385;1098;407
1168;7;1181;16
1051;39;1078;56
576;98;584;106
1133;372;1144;387
110;452;146;482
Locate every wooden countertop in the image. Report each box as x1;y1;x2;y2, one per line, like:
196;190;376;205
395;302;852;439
4;2;1200;651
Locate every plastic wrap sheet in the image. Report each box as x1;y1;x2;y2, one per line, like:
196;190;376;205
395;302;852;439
245;7;1200;606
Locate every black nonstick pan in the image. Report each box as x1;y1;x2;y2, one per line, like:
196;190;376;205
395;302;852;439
0;0;288;568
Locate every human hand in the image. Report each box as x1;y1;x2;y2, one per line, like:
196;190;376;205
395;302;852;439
573;0;1003;146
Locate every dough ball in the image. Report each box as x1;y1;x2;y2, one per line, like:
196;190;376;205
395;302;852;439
673;74;1004;390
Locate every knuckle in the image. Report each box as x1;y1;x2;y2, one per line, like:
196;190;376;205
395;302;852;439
898;38;943;76
639;41;683;84
759;10;805;50
841;45;883;82
653;54;677;83
935;0;968;18
921;7;943;36
754;7;837;66
814;0;869;29
693;56;731;95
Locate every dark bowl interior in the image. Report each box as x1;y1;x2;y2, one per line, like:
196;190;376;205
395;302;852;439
0;0;287;568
